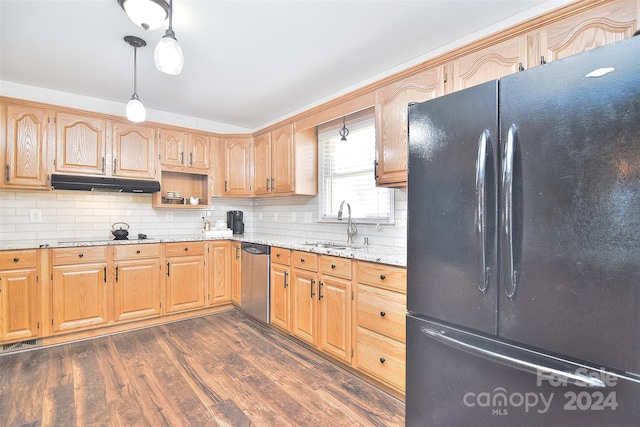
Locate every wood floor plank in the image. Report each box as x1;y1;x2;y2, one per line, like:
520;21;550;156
0;310;404;427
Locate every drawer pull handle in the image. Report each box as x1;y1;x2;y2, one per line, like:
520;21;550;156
380;274;386;280
380;311;386;317
13;257;19;263
379;357;386;364
79;254;84;258
136;250;141;254
331;264;336;269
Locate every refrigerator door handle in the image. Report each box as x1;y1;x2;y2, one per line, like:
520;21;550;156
421;326;607;388
475;129;490;294
503;124;518;299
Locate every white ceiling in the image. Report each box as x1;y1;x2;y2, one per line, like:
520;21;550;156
0;0;563;131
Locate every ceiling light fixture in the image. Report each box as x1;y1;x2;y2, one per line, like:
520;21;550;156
339;117;349;142
124;36;147;123
154;0;183;75
118;0;169;31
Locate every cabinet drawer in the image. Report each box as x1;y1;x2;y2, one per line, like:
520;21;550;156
165;241;206;257
320;255;352;280
356;284;406;342
356;326;405;392
52;246;107;265
271;247;291;265
356;261;406;292
0;249;37;270
292;251;317;271
114;243;161;260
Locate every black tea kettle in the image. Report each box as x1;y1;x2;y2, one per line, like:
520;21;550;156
111;222;129;240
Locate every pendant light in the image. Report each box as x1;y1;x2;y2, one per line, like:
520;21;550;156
118;0;169;31
154;0;183;75
339;117;349;142
124;36;147;123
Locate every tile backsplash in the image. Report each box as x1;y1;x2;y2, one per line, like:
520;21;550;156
0;189;407;250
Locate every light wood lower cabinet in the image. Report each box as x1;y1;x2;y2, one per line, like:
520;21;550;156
231;242;242;305
0;250;41;343
113;244;162;322
270;247;291;332
51;246;109;334
290;251;318;345
208;241;231;305
354;261;407;394
165;242;206;314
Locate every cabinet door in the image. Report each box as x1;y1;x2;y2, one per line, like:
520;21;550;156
111;121;156;179
208;242;230;305
290;268;317;346
0;268;39;342
159;128;187;167
231;242;242;305
375;67;445;187
224;138;252;196
318;275;352;363
253;133;272;195
165;255;206;313
270;263;290;331
188;132;210;170
537;0;637;65
450;36;525;92
52;263;108;333
114;259;161;322
271;125;294;194
55;112;107;175
4;104;49;188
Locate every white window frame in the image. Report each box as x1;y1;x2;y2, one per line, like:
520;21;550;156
317;110;394;224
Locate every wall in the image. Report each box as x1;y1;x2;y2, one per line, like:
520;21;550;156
0;189;407;250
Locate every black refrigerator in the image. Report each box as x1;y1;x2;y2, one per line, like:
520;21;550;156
406;36;640;426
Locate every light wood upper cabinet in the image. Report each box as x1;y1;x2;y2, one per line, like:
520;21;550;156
54;112;108;176
2;103;50;189
375;67;446;188
159;128;210;171
535;0;637;65
222;137;252;196
271;125;295;194
0;250;40;343
111;121;156;179
449;36;526;92
253;132;272;196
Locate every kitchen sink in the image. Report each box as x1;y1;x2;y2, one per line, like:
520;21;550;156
301;241;365;250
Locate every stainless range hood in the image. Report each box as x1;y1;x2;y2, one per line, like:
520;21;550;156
51;174;160;193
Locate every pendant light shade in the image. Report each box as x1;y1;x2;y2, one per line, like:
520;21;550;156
154;0;183;75
118;0;169;31
124;36;147;123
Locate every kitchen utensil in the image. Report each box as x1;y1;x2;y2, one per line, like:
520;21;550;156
111;222;129;240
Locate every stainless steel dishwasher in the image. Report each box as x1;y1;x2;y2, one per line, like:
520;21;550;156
240;242;270;323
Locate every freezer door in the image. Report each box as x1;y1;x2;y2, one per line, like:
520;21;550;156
498;37;640;375
406;315;640;427
408;81;499;334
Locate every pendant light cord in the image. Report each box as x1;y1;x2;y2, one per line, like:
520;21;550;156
133;45;138;97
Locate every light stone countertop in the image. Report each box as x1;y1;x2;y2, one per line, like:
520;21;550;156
0;232;406;267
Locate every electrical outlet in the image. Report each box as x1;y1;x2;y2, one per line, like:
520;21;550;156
292;212;297;222
29;209;42;223
305;212;312;223
259;212;263;221
166;211;173;222
274;212;279;222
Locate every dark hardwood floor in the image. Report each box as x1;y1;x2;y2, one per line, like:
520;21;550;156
0;310;405;426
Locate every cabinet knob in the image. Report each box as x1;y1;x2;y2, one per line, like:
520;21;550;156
380;311;386;317
379;357;386;364
300;258;305;263
13;257;19;263
136;250;141;254
276;253;281;258
79;253;84;258
184;247;189;251
331;264;336;269
380;274;385;280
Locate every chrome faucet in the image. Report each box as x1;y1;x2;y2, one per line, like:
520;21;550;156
337;200;357;244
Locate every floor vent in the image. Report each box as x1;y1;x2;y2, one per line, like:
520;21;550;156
1;339;42;354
